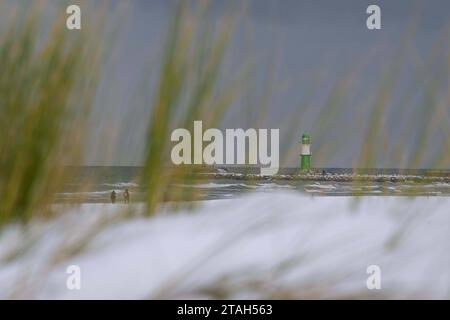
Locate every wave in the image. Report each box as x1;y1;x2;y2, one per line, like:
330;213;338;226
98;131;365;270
58;191;113;197
178;182;296;190
102;182;139;188
422;182;450;188
255;183;296;189
175;182;255;189
304;183;337;190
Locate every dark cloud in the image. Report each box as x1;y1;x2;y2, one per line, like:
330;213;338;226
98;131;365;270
82;0;450;168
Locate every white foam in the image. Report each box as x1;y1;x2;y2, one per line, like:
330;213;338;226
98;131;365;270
102;182;139;188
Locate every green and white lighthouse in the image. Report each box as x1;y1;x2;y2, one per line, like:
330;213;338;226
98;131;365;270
300;134;311;171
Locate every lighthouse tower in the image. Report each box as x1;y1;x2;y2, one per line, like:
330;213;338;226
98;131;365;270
300;134;311;172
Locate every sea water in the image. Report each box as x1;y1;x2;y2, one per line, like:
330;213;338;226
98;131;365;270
56;166;450;203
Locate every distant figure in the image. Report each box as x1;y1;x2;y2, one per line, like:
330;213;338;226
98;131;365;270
123;189;130;204
322;170;326;176
110;190;117;204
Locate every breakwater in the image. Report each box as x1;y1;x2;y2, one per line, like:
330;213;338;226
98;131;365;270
194;172;450;183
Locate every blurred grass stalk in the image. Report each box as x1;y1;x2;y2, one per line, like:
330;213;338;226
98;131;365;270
0;2;104;227
142;2;242;214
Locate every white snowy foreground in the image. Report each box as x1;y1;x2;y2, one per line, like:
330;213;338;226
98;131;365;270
0;191;449;299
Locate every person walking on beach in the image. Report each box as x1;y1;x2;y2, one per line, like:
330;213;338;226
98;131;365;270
123;189;130;204
110;190;117;204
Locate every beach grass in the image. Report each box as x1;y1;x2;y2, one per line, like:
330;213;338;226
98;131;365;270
0;2;103;227
141;2;242;214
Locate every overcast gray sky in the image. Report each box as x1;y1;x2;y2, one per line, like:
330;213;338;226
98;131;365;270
75;0;450;168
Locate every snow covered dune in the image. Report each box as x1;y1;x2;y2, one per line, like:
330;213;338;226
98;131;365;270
0;192;449;299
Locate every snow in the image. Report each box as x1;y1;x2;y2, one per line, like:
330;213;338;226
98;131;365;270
0;192;449;299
